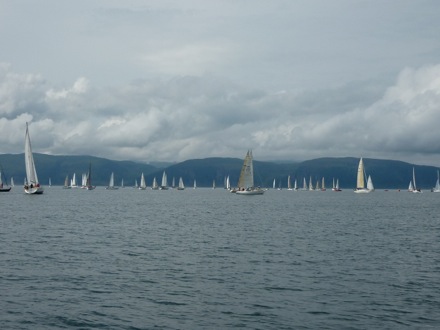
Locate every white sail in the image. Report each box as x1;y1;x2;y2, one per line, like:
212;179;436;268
106;172;118;190
139;173;147;190
433;170;440;192
10;177;14;187
226;175;231;190
24;123;43;194
193;179;197;189
287;175;292;190
294;178;298;190
160;171;168;190
412;167;422;193
309;176;314;191
177;177;185;190
354;158;370;193
71;173;77;188
303;177;307;190
236;150;264;195
367;175;374;191
152;177;159;190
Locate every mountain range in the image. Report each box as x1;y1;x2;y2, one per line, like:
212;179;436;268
0;153;438;190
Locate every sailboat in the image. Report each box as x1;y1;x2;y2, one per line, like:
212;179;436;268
287;175;293;190
212;179;216;189
294;178;298;191
354;157;371;193
151;177;159;190
367;175;374;191
320;177;326;191
302;177;308;190
177;177;185;190
10;177;14;187
225;175;231;190
432;170;440;192
106;172;118;190
71;173;78;188
332;178;342;192
160;171;168;190
0;170;12;192
193;179;197;189
63;175;71;189
139;173;147;190
273;178;276;190
24;123;44;194
412;167;422;193
308;176;314;191
235;150;264;195
85;162;95;190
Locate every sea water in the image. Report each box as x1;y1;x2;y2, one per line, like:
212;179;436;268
1;187;439;329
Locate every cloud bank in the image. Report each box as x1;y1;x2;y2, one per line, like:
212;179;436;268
1;63;440;166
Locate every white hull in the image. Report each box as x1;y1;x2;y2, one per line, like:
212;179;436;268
354;188;371;194
24;186;44;194
236;188;264;195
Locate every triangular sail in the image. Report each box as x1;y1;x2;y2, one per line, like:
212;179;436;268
237;150;254;189
24;123;39;185
356;158;365;189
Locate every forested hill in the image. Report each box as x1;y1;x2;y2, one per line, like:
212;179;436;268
0;154;438;189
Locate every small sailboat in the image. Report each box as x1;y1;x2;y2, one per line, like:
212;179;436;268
432;170;440;192
139;173;147;190
160;171;168;190
85;162;95;190
212;179;216;189
412;167;422;193
0;169;12;192
354;157;371;193
273;178;276;190
24;123;44;194
10;177;14;187
106;172;118;190
367;175;374;191
63;175;71;189
332;178;342;192
71;173;78;188
320;177;326;191
193;179;197;189
225;175;231;190
177;177;185;190
294;178;298;191
151;177;159;190
308;176;314;191
235;150;264;195
302;177;308;190
287;175;293;190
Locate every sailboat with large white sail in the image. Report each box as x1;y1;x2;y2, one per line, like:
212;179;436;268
151;177;159;190
70;173;78;188
139;173;147;190
160;171;168;190
106;172;118;190
354;157;371;193
287;175;293;190
432;170;440;192
236;150;264;195
24;123;44;194
177;177;185;190
412;167;422;193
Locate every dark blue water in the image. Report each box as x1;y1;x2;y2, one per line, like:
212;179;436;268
1;187;439;329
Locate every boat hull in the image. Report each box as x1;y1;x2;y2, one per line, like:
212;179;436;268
24;186;44;194
354;188;370;194
236;189;264;195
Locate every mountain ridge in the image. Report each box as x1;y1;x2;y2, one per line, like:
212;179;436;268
0;153;438;189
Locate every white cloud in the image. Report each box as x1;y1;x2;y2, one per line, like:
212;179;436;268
1;61;440;165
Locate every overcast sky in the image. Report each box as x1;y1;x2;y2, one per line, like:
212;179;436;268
1;0;440;165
